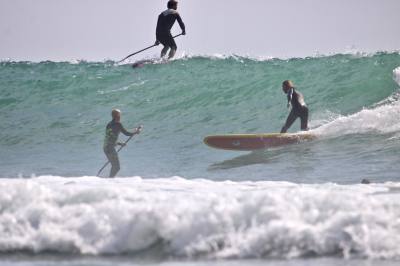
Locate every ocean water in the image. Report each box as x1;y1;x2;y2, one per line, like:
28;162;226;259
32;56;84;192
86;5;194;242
0;52;400;265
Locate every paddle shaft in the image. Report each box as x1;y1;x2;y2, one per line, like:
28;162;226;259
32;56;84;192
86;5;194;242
97;132;139;177
118;33;183;63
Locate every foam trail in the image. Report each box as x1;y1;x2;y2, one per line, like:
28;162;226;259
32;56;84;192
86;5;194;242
313;66;400;137
1;176;400;259
313;100;400;136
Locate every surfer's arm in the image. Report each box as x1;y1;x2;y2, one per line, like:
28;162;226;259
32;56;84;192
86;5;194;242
155;15;161;44
119;123;135;137
287;88;293;108
176;14;185;34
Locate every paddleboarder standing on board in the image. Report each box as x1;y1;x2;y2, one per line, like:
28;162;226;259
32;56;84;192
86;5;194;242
103;109;141;177
280;80;309;133
155;0;186;59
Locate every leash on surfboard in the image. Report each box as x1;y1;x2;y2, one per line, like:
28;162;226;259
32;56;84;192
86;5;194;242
117;34;183;64
97;125;143;177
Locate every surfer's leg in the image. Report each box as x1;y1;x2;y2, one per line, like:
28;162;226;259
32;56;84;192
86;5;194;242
281;109;297;133
168;48;176;59
161;46;170;58
168;39;177;59
109;157;120;178
105;147;120;178
300;107;309;131
157;34;170;58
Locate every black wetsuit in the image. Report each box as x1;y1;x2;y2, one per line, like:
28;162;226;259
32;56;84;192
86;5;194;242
103;120;134;177
156;9;185;50
280;88;309;133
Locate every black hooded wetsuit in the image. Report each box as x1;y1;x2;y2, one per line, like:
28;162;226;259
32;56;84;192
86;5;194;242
156;9;185;50
103;120;134;177
280;88;309;133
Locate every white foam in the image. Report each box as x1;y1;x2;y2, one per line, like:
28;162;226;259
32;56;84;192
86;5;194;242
313;100;400;137
1;176;400;259
394;67;400;86
312;67;400;137
155;50;400;64
97;80;148;95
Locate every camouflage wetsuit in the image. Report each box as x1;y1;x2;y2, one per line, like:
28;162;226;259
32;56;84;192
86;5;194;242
280;88;309;133
156;9;185;50
103;120;134;177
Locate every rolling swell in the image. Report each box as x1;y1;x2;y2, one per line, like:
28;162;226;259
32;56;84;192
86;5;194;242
0;52;399;179
1;53;400;261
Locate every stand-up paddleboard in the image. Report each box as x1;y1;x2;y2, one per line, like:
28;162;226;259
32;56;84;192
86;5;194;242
132;58;169;68
204;133;316;151
132;59;155;68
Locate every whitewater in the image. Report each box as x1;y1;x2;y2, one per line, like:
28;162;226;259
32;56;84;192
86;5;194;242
0;52;400;265
1;176;400;260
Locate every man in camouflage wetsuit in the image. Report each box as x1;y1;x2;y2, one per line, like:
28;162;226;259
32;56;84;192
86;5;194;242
103;109;141;177
280;80;309;133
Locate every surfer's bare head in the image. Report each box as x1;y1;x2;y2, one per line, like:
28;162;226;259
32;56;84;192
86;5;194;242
168;0;178;10
111;109;121;121
282;80;294;93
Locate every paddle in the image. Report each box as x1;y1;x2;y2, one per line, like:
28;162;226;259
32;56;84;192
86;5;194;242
117;34;183;63
97;125;143;177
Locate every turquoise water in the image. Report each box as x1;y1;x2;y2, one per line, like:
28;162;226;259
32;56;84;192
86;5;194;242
1;52;400;264
0;53;399;182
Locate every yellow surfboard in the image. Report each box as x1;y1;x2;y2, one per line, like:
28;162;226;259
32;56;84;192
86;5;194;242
204;133;316;151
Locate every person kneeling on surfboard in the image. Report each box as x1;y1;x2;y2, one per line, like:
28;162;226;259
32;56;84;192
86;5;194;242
155;0;186;59
103;109;141;177
280;80;309;133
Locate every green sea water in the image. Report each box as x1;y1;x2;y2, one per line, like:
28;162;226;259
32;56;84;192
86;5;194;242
0;52;399;182
1;52;400;264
